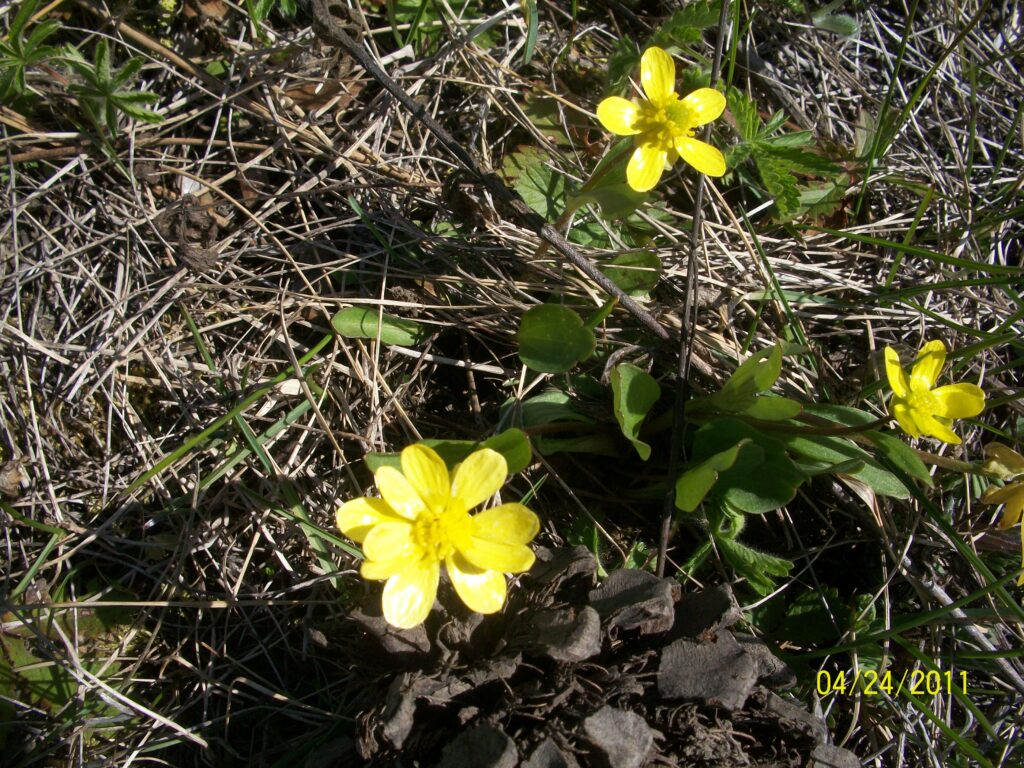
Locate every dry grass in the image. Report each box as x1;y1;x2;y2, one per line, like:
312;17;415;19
1;0;1022;765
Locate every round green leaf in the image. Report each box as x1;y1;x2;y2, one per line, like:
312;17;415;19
517;304;595;374
610;363;661;460
600;251;662;295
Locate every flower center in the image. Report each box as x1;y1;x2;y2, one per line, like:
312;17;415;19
907;388;937;415
635;96;695;146
411;504;471;561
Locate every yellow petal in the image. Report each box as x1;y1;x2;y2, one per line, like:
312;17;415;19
401;444;450;514
461;537;536;573
361;521;416;562
375;466;425;519
1000;491;1023;528
931;383;985;419
1018;524;1024;587
451;448;507;511
472;503;540;545
381;559;439;629
915;413;961;445
596;97;641;135
336;497;405;543
884;347;910;398
891;401;921;439
640;47;675;104
447;552;507;614
361;557;411;580
984;443;1024;476
627;144;666;192
982;482;1024;510
675;136;726;177
910;340;946;391
682;88;726;127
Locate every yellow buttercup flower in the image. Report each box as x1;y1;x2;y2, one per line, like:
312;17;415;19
980;443;1024;586
337;444;540;629
883;340;985;445
596;46;726;192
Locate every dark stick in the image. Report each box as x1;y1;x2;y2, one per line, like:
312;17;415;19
656;0;733;578
310;0;670;341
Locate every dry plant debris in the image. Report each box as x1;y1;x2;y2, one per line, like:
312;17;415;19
0;0;1021;766
336;547;858;767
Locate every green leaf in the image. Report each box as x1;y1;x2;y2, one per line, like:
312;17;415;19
711;344;784;412
740;395;803;421
517;304;595;374
25;19;60;52
600;250;662;295
610;363;661;460
798;176;849;218
112;56;142;88
675;439;758;512
574;183;646;220
365;429;533;477
800;402;879;426
693;419;806;513
727;88;760;142
756;152;802;220
8;0;40;40
650;0;722;48
757;144;842;176
866;430;934;487
521;0;538;65
606;38;640;95
812;12;860;37
331;306;428;346
779;432;911;498
716;536;793;595
774;588;843;644
501;146;566;220
536;433;619;456
504;391;595;427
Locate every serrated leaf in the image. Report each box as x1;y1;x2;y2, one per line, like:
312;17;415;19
331;306;428;346
762;109;788;135
112;56;143;88
758;145;841;176
606;38;640;95
365;429;533;477
716;536;793;594
517;304;595;374
798;176;849;218
25;19;61;51
757;153;802;219
675;439;758;512
600;250;662;295
610;363;660;460
650;0;723;48
501;146;565;220
8;0;40;39
727;88;760;142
